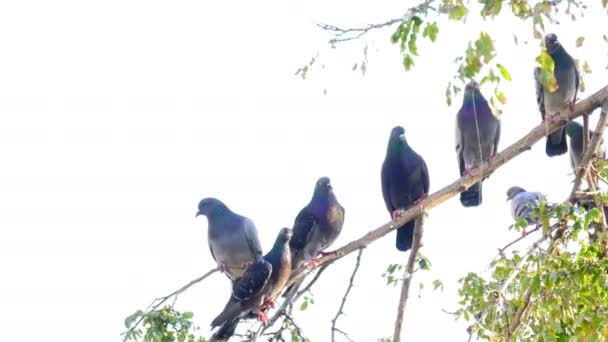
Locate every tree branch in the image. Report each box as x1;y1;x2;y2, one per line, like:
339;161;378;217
569;100;608;200
393;217;424;342
331;248;364;342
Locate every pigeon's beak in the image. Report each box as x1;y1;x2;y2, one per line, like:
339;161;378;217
399;134;406;142
195;211;202;217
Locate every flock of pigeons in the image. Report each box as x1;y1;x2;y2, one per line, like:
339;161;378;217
194;33;605;339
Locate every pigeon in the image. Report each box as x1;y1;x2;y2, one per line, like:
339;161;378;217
290;177;345;270
565;120;606;174
455;80;501;207
196;198;263;283
211;227;292;328
381;126;430;252
534;33;579;157
506;186;546;226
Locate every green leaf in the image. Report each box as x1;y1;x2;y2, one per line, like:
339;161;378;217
182;312;193;320
448;3;469;20
422;22;439;42
576;36;585;47
496;64;512;81
300;300;308;311
125;310;144;328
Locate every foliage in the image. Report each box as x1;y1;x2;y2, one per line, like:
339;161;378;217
455;199;608;340
123;307;206;342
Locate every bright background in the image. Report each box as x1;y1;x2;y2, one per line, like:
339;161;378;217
1;1;607;341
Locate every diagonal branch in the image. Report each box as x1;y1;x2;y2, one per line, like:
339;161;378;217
393;217;424;342
331;248;364;342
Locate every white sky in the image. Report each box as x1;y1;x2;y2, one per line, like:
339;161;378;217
1;1;607;341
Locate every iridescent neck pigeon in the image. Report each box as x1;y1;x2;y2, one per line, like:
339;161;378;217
534;33;579;157
455;81;501;207
381;126;430;252
211;228;292;329
565;121;606;173
196;198;263;283
289;177;345;270
506;186;546;226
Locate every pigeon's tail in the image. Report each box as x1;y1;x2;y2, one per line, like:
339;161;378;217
209;318;239;342
546;128;568;157
395;220;415;252
460;181;482;207
211;300;241;328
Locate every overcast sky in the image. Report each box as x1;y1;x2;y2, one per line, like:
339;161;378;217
1;1;607;341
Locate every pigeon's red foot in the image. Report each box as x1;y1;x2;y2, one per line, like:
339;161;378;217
261;299;276;309
464;166;476;177
392;209;405;220
307;258;321;268
256;309;269;326
241;261;253;270
218;262;226;273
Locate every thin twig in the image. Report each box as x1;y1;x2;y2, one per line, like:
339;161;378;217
569;102;608;200
316;0;436;46
125;268;218;336
331;248;364;342
393;217;424;342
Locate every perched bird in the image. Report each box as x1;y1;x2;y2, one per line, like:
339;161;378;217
506;186;546;226
455;81;501;207
211;227;292;328
196;198;263;283
565;121;606;174
381;126;430;252
534;33;579;157
290;177;345;270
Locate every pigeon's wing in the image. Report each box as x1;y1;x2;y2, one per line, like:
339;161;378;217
420;157;430;195
534;67;546;120
492;120;501;156
574;63;580;102
381;161;395;213
455;115;465;176
232;258;272;303
241;217;263;258
208;238;218;263
291;208;317;253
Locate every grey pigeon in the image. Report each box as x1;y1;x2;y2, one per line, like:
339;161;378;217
506;186;546;226
534;33;579;157
211;227;292;328
565;121;606;174
456;81;501;207
196;198;263;283
290;177;345;269
381;126;430;251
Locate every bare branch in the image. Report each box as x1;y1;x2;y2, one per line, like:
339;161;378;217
331;248;364;342
569;101;608;200
316;0;435;46
393;217;424;342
